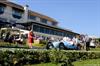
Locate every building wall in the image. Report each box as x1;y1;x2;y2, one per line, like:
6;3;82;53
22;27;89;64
0;5;24;23
0;2;58;27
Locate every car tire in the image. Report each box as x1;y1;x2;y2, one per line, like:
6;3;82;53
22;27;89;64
46;42;54;49
59;43;65;50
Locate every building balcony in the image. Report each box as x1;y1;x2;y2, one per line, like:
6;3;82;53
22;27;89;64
0;17;7;22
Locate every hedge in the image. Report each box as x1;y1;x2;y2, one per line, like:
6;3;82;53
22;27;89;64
0;49;100;66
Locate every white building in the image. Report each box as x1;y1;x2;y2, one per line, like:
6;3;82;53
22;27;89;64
0;0;80;38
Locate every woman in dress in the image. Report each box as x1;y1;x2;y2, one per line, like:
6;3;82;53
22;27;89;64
28;30;34;48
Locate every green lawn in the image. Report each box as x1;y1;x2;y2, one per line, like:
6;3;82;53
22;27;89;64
25;59;100;66
90;48;100;51
32;43;46;47
25;63;61;66
73;59;100;66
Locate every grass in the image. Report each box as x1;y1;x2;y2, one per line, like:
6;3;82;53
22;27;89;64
0;40;46;49
25;63;61;66
90;48;100;51
32;43;46;48
0;41;29;48
0;41;17;47
73;59;100;66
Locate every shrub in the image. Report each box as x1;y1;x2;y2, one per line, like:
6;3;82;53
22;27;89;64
0;49;100;66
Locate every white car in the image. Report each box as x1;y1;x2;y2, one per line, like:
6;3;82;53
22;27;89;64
90;39;96;48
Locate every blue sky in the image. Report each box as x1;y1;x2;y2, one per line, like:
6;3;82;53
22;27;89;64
10;0;100;37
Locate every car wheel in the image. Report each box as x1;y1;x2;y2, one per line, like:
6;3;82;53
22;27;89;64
46;42;54;49
59;43;65;50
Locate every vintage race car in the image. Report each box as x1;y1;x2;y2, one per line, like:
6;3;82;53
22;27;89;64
46;40;80;50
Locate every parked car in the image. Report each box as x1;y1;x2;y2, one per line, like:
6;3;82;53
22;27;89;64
46;40;60;49
46;40;80;50
90;39;96;48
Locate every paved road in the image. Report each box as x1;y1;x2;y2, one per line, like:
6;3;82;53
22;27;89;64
0;47;100;53
0;44;46;49
0;47;47;52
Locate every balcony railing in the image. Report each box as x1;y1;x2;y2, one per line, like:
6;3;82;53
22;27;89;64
0;17;7;22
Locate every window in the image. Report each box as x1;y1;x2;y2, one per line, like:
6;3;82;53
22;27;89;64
33;25;40;32
41;19;47;24
52;22;57;26
12;8;23;19
0;5;5;14
28;15;36;20
40;27;45;33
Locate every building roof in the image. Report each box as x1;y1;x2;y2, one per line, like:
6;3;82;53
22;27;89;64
0;1;24;10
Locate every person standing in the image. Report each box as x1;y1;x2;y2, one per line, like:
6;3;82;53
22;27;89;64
85;35;91;51
72;36;81;49
28;30;34;48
